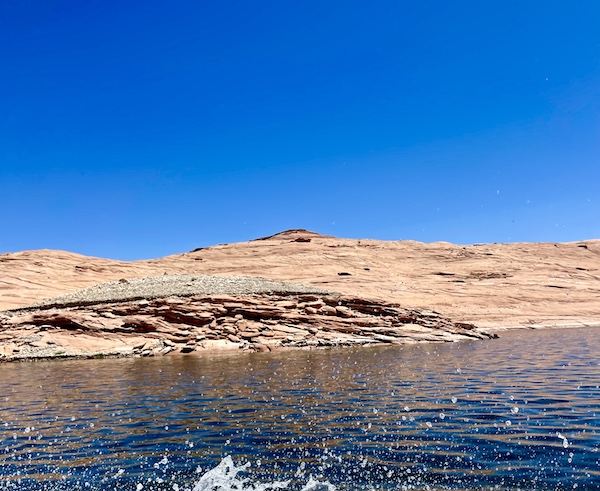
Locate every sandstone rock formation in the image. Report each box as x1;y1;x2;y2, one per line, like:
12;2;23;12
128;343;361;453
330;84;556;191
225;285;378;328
0;289;493;361
1;229;598;361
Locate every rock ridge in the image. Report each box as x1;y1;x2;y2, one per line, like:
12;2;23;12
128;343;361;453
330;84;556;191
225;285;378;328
0;277;495;361
3;234;597;331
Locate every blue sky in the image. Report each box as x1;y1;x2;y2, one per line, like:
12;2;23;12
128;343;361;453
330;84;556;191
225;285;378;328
2;0;599;260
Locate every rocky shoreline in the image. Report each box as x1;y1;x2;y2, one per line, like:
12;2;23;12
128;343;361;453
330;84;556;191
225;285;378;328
0;275;495;362
4;229;595;362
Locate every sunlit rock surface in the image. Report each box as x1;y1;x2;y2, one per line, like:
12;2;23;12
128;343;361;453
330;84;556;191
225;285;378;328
0;274;493;360
1;229;598;361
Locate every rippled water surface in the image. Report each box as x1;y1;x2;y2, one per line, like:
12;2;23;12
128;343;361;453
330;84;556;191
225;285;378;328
1;327;599;490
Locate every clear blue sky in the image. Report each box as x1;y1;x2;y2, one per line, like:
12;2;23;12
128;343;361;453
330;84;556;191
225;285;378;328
2;1;599;260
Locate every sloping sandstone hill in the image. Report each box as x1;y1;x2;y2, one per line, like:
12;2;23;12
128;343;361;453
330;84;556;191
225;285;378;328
1;229;599;329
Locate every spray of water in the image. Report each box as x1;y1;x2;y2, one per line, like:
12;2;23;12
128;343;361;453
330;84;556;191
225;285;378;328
191;457;335;491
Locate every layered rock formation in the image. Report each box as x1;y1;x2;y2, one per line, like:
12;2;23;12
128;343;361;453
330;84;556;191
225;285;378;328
1;229;598;330
0;287;493;361
1;229;598;361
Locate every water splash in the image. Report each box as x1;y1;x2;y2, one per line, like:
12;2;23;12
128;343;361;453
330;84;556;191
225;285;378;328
191;457;334;491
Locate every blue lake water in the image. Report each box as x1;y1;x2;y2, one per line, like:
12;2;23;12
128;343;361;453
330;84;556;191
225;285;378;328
0;326;599;490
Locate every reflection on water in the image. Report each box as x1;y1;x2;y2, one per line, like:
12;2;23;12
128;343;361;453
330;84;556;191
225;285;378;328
0;327;599;490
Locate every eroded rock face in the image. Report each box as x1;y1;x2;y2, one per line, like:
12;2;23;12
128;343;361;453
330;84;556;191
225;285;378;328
2;231;599;330
0;293;495;361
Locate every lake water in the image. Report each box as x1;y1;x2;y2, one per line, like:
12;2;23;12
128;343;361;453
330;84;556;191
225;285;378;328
0;327;598;491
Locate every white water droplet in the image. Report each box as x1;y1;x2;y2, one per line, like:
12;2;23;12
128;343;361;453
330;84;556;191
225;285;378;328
557;432;569;448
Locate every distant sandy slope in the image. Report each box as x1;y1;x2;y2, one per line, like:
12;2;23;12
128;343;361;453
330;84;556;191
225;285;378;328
1;229;599;328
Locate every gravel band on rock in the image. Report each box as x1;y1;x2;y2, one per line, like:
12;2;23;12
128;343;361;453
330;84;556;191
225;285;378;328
9;275;334;312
